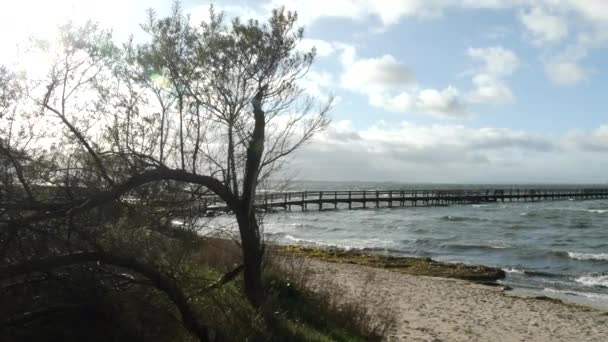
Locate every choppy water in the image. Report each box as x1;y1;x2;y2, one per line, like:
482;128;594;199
207;182;608;309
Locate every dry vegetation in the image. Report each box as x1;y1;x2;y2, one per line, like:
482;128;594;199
278;245;506;282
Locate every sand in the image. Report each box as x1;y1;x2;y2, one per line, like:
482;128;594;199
300;258;608;342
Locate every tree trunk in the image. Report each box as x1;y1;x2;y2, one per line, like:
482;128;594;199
237;86;268;307
236;207;264;307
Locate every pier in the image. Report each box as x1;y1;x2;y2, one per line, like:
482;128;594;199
199;188;608;213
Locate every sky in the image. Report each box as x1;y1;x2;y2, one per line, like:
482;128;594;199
1;0;608;183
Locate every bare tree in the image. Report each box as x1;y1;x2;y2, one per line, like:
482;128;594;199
104;4;331;306
1;1;330;324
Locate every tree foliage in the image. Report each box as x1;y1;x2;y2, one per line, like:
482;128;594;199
0;2;331;340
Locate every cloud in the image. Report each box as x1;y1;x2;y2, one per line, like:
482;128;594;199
565;125;608;151
259;1;606;89
337;46;468;118
287;120;608;182
264;0;520;28
467;46;520;77
264;0;608;29
519;7;569;44
340;54;414;93
308;121;558;165
300;70;334;100
369;86;468;118
293;41;457;115
543;45;590;86
563;0;608;23
468;74;514;104
545;60;589;86
466;46;519;104
296;38;337;57
339;45;520;113
415;87;465;116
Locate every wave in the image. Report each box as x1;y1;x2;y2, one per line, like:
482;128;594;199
520;211;561;219
520;208;607;221
439;215;488;222
410;228;427;233
442;243;510;252
266;233;402;252
265;232;306;243
502;268;563;278
543;288;608;301
503;268;525;274
567;252;608;261
575;274;608;288
359;246;411;255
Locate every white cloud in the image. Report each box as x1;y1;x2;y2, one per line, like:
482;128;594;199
370;86;468;118
288;120;608;182
563;0;608;23
264;0;608;29
265;0;521;28
467;46;520;77
257;1;607;90
296;38;337;57
300;70;334;100
415;87;467;117
468;74;514;104
466;46;519;104
340;54;414;93
337;45;519;113
543;45;589;86
545;60;589;86
519;7;569;44
565;125;608;151
338;46;468;118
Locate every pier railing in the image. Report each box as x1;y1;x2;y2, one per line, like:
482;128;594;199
196;188;608;213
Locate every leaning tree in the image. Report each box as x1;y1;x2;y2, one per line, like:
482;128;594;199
0;3;330;335
113;4;331;306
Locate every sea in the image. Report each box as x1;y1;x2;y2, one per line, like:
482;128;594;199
205;181;608;310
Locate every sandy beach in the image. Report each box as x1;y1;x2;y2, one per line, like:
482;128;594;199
300;258;608;342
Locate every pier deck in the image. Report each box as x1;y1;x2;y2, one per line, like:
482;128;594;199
197;188;608;213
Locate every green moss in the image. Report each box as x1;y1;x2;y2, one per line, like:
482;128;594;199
278;245;506;282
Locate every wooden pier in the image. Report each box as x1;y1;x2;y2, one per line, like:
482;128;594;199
199;188;608;213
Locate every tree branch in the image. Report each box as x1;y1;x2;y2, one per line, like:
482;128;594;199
6;168;237;227
187;264;244;299
41;100;115;187
1;252;211;342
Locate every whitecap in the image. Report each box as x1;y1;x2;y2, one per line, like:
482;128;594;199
575;274;608;288
567;252;608;261
503;268;525;274
543;288;608;300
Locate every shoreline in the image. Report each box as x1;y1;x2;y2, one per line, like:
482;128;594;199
201;237;608;340
291;256;608;341
275;244;608;312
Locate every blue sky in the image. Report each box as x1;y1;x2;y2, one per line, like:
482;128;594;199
1;0;608;183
